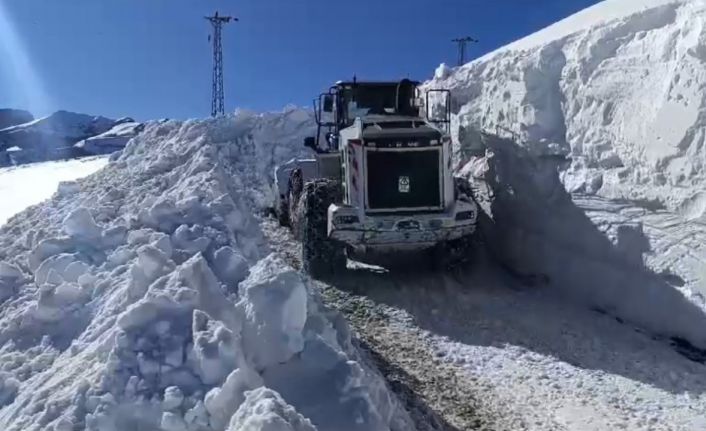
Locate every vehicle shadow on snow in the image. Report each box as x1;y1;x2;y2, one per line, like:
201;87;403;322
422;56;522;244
331;134;706;396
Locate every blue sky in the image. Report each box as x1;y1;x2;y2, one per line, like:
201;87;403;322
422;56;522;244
0;0;601;120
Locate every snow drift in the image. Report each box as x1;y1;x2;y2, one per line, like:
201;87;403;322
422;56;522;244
0;109;411;431
428;0;706;347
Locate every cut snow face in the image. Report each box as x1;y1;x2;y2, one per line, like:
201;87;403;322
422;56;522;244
0;156;108;226
0;111;411;431
430;0;705;213
426;0;706;349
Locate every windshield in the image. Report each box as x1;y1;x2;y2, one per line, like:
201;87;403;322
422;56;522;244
338;83;418;119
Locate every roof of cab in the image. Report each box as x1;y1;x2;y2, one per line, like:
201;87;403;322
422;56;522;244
334;80;420;87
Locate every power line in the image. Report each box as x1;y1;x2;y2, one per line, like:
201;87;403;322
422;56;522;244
205;11;237;117
452;36;479;67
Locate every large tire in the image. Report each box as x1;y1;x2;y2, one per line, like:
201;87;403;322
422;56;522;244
300;179;346;278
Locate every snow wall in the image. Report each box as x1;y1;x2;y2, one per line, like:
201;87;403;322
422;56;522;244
427;0;706;348
0;108;412;431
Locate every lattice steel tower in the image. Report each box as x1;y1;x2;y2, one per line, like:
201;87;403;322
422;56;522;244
452;36;478;66
206;11;237;117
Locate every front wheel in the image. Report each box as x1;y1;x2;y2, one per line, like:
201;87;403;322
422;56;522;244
301;180;346;278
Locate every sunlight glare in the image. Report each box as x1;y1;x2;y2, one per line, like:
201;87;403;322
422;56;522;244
0;1;53;115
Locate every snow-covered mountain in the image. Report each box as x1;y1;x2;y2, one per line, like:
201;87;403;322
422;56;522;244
0;109;33;130
74;121;145;155
0;111;141;166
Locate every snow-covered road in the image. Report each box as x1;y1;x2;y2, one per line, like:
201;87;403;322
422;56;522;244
264;217;706;431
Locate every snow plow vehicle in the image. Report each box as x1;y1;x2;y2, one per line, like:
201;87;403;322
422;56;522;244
274;79;478;277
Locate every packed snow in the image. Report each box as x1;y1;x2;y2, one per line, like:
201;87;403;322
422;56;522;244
431;0;706;214
0;110;412;431
428;0;706;349
0;157;108;226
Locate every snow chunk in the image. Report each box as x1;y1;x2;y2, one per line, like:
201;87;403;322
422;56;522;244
227;388;316;431
0;372;20;408
184;400;210;429
434;63;452;79
204;367;264;430
127;245;175;300
191;310;240;386
212;246;249;286
161;412;188;431
62;207;102;241
27;237;74;272
0;262;22;280
162;386;185;411
238;255;308;370
172;224;211;254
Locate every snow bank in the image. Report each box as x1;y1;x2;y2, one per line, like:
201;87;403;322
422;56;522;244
0;110;411;430
464;133;706;349
430;0;705;214
425;0;706;349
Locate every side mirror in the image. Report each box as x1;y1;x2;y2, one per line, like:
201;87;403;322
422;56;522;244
304;137;316;150
322;95;334;113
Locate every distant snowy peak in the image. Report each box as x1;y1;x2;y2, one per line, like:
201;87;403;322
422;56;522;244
0;110;141;165
0;110;116;140
74;121;145;155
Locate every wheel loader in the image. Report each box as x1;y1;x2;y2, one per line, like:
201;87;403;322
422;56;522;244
274;79;478;277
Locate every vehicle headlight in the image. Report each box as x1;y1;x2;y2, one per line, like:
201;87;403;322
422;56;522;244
455;211;476;221
334;215;359;225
